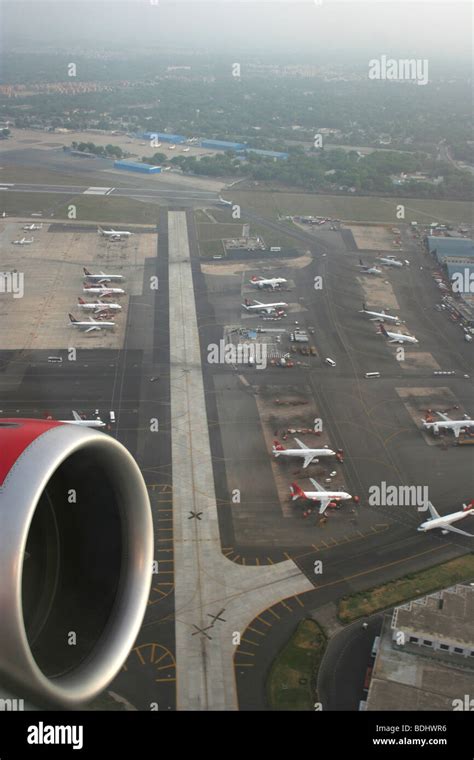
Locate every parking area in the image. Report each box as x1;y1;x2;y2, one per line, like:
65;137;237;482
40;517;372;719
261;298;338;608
0;219;155;349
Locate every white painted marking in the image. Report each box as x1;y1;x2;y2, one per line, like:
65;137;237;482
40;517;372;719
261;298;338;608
83;187;112;195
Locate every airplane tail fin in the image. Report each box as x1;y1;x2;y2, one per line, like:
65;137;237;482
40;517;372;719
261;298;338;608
379;323;388;336
68;313;78;323
78;297;85;304
272;440;285;454
463;500;474;511
359;258;364;266
250;276;260;282
362;302;367;310
290;482;306;501
83;267;91;276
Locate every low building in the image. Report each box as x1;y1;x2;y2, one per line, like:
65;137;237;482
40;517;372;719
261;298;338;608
114;160;161;174
366;585;474;711
426;236;474;262
200;139;248;151
242;148;289;160
142;132;186;144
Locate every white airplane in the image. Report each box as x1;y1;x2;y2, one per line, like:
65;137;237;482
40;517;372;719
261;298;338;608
377;256;403;268
77;297;122;313
83;284;125;296
54;411;106;429
250;275;287;290
12;237;34;245
218;197;233;207
357;258;382;276
273;439;343;468
242;298;288;314
418;500;474;537
378;323;418;344
421;410;474;439
290;479;352;514
359;303;401;323
68;313;115;333
98;227;133;239
23;223;42;231
83;267;124;283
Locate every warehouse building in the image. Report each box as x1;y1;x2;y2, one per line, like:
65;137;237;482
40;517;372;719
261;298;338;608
426;236;474;262
365;585;474;711
114;160;162;174
200;138;248;151
142;132;186;144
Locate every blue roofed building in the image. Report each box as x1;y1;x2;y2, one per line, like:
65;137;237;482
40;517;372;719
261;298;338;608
426;236;474;263
114;160;162;174
200;139;248;151
142;132;186;144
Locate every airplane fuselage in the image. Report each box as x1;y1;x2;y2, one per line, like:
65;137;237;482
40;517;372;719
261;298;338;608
418;508;474;532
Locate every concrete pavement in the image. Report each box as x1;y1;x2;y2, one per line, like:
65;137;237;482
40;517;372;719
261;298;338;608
168;210;314;710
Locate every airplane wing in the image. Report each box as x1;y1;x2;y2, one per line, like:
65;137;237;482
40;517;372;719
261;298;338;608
317;496;330;514
453;425;461;438
253;300;263;306
85;326;100;333
427;501;441;520
294;437;309;450
438;523;474;538
436;411;451;421
303;454;316;469
309;478;324;492
72;410;82;421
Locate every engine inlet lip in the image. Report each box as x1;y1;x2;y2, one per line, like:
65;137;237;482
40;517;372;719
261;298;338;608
0;423;153;708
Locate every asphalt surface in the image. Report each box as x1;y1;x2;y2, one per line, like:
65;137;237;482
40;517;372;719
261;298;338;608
1;153;473;710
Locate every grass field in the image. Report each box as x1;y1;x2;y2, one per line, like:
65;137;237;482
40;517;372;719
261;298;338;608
338;554;474;624
0;192;160;224
266;619;327;711
196;222;244;241
230;190;473;225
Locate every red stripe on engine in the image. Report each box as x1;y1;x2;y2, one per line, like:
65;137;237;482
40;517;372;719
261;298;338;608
0;419;64;485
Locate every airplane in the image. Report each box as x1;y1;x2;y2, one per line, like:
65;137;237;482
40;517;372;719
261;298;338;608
83;284;125;296
12;237;34;245
51;410;106;429
377;256;404;268
83;267;124;283
77;297;122;313
359;303;402;323
421;410;474;439
23;223;42;231
68;313;115;333
98;226;133;239
250;275;287;290
290;479;353;514
418;500;474;537
357;258;382;275
217;197;233;207
378;323;418;344
242;298;288;314
273;438;343;468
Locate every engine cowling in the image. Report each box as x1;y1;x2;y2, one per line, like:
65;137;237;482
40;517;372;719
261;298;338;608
0;419;153;708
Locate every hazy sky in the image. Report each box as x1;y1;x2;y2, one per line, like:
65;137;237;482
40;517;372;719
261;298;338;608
1;0;472;61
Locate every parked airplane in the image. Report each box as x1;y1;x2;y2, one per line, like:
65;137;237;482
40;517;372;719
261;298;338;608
53;410;106;428
357;258;382;275
23;223;42;231
77;297;122;313
68;313;115;333
83;284;125;296
418;500;474;537
217;197;233;207
422;410;474;438
290;478;352;514
242;298;288;314
250;275;287;290
378;323;418;344
377;256;403;268
359;303;401;323
83;267;124;283
12;237;33;245
273;439;343;468
98;227;133;239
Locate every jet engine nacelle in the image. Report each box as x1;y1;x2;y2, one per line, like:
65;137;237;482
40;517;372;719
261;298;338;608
0;420;153;708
